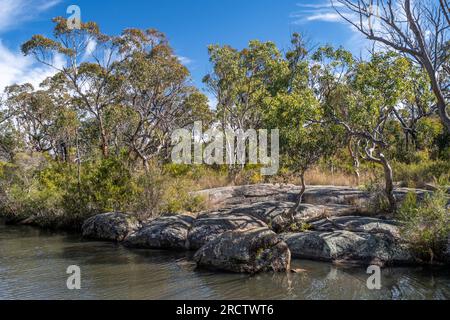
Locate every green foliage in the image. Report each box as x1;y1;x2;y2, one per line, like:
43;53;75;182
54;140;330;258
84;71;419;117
1;16;449;251
362;180;391;214
398;189;450;263
0;155;214;229
393;159;450;188
287;221;313;233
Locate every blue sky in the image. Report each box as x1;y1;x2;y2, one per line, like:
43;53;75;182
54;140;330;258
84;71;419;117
0;0;367;101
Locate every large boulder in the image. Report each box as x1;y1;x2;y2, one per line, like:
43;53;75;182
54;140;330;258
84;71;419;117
82;212;140;242
281;230;414;266
194;228;291;273
124;215;194;250
187;211;267;250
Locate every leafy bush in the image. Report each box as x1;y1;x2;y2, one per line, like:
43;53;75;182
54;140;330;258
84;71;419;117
361;179;391;214
394;159;450;188
398;189;450;263
0;155;211;229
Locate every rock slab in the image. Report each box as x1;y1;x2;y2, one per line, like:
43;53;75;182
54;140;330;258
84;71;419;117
125;215;194;250
194;228;291;273
187;211;267;250
82;212;140;242
282;230;414;266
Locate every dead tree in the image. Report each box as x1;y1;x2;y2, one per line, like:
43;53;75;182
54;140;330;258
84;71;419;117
333;0;450;133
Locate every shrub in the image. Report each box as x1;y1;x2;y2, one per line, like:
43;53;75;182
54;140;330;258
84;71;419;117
393;159;450;188
361;179;391;214
398;188;450;263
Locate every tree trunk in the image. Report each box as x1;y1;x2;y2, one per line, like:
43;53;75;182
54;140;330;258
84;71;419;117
75;130;82;216
294;171;306;212
422;59;450;134
134;147;149;172
379;154;396;212
98;116;109;158
348;140;360;185
404;0;450;134
143;159;149;172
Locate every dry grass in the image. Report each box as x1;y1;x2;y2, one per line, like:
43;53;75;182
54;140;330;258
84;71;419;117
267;167;377;187
193;173;231;190
305;168;357;186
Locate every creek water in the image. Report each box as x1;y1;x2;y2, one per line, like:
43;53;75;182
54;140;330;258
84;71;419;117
0;222;449;300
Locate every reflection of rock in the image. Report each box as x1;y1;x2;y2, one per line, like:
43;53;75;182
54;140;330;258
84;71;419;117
326;267;338;281
194;228;291;273
444;236;450;263
82;212;140;242
281;230;415;266
124;215;194;250
187;211;267;250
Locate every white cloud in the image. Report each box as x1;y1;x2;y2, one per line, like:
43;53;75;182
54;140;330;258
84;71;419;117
296;2;344;9
304;12;343;22
83;39;97;61
291;1;377;55
177;55;193;66
0;0;61;33
291;1;352;25
206;93;218;110
0;41;64;91
0;0;62;92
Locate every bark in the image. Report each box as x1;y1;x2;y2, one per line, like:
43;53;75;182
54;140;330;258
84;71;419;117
379;154;396;212
348;140;361;185
294;171;307;212
98;116;109;158
335;0;450;134
404;0;450;134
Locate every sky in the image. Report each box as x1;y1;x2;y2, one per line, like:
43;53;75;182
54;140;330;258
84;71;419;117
0;0;369;103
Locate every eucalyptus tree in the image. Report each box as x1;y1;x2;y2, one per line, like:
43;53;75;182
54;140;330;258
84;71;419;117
116;29;212;169
315;48;417;211
263;37;342;209
333;0;450;134
203;41;286;178
391;65;438;152
310;46;361;181
21;17;124;158
203;40;285;132
4;84;55;154
3;81;79;162
0;102;21;162
264;92;337;209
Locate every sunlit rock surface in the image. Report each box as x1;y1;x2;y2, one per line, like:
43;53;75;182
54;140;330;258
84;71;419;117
194;227;291;273
124;215;194;250
82;212;140;242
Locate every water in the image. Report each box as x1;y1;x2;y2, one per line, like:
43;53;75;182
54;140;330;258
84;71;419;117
0;222;449;300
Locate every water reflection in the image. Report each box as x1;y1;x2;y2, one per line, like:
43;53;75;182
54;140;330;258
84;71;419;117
0;223;448;300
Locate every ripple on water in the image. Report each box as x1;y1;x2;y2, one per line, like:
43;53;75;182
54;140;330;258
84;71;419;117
0;223;449;300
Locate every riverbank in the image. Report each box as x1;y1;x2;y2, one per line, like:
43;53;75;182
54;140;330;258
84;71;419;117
1;222;449;300
3;184;450;273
